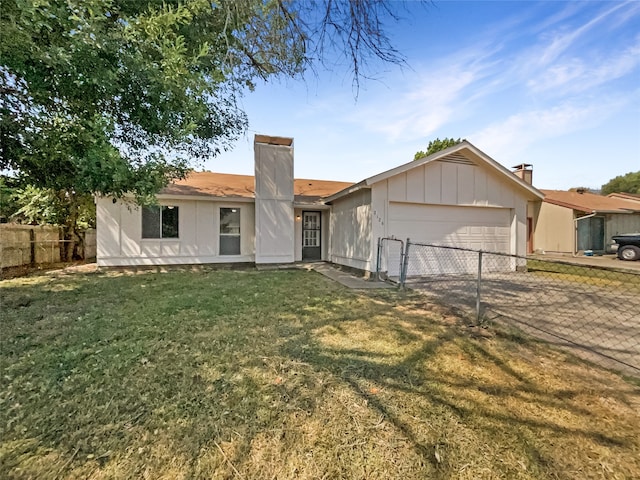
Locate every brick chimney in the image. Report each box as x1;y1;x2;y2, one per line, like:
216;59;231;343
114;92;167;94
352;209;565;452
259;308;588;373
512;163;533;185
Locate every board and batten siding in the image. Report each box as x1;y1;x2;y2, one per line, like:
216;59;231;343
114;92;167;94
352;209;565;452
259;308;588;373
329;189;372;271
254;139;295;264
606;214;640;245
96;197;255;266
370;159;528;258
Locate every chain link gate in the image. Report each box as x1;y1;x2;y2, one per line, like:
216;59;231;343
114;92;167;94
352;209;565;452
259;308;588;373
375;237;405;282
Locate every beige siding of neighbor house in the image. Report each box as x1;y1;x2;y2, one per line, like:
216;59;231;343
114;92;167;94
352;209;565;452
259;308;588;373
329;189;372;271
533;202;575;254
96;197;255;266
370;160;528;258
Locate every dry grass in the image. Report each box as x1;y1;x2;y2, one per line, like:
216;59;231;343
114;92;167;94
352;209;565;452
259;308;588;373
527;258;640;291
1;268;639;479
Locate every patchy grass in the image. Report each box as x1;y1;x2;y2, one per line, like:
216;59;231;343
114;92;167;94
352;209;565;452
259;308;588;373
1;268;639;479
527;258;640;290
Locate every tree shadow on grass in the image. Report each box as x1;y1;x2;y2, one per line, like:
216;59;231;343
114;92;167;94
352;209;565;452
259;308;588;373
2;270;640;479
271;290;640;478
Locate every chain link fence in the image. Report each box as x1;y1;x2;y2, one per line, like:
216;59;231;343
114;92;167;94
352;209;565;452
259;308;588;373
377;238;640;376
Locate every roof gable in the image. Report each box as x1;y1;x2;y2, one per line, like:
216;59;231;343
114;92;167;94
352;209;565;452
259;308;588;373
325;141;544;202
608;192;640;203
542;189;640;213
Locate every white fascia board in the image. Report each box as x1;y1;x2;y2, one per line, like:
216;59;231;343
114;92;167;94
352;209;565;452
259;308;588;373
362;141;544;200
293;203;331;210
155;194;255;203
322;181;368;203
460;143;545;200
595;209;640;214
101;193;256;204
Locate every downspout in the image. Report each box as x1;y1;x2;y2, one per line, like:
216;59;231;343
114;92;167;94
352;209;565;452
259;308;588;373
573;212;597;257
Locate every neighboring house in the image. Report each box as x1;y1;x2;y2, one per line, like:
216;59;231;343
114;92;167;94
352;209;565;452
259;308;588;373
533;189;640;255
96;136;543;274
607;192;640;203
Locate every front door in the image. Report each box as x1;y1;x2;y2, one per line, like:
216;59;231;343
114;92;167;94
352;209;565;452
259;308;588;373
302;211;321;261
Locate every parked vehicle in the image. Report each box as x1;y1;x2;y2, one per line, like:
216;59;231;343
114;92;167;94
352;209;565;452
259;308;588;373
612;234;640;261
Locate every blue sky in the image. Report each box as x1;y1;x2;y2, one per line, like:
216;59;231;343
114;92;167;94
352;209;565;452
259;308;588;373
208;0;640;190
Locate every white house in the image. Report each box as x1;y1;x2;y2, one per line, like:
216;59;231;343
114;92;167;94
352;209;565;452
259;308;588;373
96;135;543;273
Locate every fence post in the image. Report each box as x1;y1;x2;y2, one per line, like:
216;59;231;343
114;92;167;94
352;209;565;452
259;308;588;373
400;238;410;288
476;250;483;324
29;228;36;266
376;237;382;281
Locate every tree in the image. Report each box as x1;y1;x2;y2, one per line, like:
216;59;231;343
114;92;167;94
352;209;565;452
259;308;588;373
1;1;408;195
1;0;410;257
0;177;95;259
413;137;463;160
601;171;640;196
12;187;96;260
0;176;20;223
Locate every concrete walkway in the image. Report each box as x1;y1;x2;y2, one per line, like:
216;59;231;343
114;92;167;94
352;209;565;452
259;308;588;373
307;263;395;290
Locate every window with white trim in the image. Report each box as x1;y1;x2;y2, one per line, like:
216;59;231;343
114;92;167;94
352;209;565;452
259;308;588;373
142;206;179;239
220;208;240;255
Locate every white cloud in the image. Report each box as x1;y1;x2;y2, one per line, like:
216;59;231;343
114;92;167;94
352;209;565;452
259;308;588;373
532;1;632;68
345;45;504;141
527;38;640;94
469;96;626;160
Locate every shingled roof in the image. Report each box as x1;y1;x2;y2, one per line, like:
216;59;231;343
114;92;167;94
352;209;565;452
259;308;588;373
541;189;640;213
160;171;354;204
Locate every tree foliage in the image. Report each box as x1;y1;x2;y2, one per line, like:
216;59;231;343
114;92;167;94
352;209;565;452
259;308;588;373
0;176;21;222
12;187;95;230
414;137;463;161
0;178;95;259
1;0;409;257
601;171;640;196
1;0;407;201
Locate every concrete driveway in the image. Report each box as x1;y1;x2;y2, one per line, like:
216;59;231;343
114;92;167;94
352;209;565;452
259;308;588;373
406;268;640;377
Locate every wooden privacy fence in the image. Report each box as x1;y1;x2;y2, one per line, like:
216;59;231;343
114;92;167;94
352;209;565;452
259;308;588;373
0;224;96;269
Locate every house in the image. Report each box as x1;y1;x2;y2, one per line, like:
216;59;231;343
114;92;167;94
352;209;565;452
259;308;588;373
96;135;543;273
532;189;640;254
607;192;640;202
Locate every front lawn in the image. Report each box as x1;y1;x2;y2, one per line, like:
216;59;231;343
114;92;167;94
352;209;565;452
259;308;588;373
1;268;639;479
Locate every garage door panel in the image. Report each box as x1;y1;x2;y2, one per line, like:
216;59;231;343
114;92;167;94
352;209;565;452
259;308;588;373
387;203;511;276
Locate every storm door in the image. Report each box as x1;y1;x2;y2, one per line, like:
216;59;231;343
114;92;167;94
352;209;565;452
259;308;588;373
302;211;321;261
577;216;605;251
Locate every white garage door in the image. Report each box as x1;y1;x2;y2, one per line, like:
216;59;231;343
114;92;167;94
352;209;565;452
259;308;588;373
387;203;512;276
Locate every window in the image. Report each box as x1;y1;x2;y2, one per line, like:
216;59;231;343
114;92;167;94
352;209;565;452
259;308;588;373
220;208;240;255
303;212;320;247
142;206;179;239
